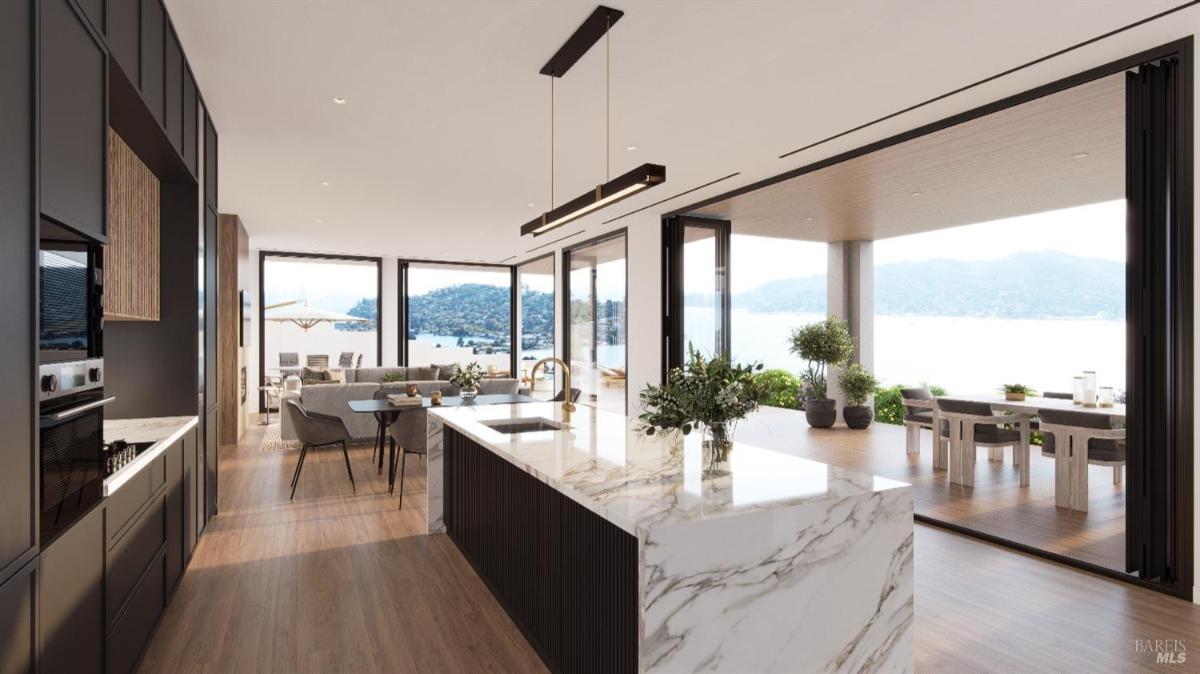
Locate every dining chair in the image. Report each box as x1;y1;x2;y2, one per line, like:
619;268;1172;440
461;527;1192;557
388;409;429;510
1042;391;1074;399
338;351;356;368
284;399;356;500
1037;408;1126;512
936;398;1031;488
551;387;583;403
900;387;939;460
279;352;300;368
306;354;330;368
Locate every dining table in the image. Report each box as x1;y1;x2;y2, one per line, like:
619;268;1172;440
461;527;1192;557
347;393;536;492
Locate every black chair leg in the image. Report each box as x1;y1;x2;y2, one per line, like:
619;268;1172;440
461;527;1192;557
340;440;356;493
371;424;379;463
290;444;310;500
398;451;408;510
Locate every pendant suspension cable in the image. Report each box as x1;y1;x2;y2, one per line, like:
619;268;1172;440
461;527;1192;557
605;12;611;182
550;73;555;209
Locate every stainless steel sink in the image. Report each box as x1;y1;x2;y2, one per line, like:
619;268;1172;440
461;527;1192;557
481;417;565;434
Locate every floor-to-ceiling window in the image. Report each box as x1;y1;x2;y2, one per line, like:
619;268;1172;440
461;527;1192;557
260;252;380;400
516;254;556;397
565;232;626;413
405;262;513;374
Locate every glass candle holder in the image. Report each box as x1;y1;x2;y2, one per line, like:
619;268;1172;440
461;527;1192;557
1073;376;1084;405
1099;387;1114;408
1082;370;1097;407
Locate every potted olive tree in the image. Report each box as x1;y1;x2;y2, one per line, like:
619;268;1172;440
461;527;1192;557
839;363;878;429
789;316;855;428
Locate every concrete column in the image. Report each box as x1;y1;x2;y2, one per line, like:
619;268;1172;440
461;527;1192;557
826;241;874;419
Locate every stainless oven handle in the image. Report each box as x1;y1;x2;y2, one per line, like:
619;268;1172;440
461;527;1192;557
47;396;116;421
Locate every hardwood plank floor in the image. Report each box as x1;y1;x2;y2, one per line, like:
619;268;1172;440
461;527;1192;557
138;418;1199;673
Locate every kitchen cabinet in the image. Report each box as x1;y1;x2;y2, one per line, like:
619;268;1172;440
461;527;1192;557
0;0;36;577
164;25;183;154
204;110;218;209
105;128;161;321
107;551;165;674
183;69;198;176
0;559;36;674
40;0;108;241
165;436;184;592
108;0;139;84
183;428;198;558
40;504;104;674
76;0;105;38
140;0;164;126
205;407;218;520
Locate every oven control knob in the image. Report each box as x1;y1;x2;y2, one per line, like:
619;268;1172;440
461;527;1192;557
88;367;101;383
41;374;58;393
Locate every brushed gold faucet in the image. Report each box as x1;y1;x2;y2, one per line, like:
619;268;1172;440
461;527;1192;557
530;357;575;421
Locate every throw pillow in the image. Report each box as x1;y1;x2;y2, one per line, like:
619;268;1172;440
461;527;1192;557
327;369;346;383
411;366;438;381
301;367;329;385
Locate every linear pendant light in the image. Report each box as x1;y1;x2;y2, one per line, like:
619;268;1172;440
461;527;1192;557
521;6;667;237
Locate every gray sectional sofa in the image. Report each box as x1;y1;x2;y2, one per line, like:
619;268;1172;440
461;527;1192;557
279;365;519;442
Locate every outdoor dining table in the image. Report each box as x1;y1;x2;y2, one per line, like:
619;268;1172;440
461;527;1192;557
912;395;1125;510
347;393;536;493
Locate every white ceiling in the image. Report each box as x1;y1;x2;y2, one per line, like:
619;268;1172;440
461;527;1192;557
165;0;1182;262
691;73;1125;241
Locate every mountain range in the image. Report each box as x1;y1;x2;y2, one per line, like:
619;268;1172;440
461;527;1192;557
719;252;1125;320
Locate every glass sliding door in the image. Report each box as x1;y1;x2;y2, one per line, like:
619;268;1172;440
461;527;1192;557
680;218;729;359
516;255;556;398
405;262;513;375
565;232;627;413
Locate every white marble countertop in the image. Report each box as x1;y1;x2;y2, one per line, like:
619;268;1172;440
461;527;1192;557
102;415;199;495
430;402;908;537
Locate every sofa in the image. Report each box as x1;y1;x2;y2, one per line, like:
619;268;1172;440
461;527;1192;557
279;367;519;442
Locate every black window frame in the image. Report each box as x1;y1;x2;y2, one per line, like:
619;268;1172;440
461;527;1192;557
563;229;629;415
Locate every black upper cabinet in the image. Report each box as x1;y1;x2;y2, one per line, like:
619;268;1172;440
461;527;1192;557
0;0;35;577
76;0;105;37
140;0;164;126
108;0;139;86
204;111;217;208
164;26;182;154
40;0;107;242
183;68;198;176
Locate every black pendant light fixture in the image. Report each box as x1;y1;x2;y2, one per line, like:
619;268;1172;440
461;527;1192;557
521;6;666;237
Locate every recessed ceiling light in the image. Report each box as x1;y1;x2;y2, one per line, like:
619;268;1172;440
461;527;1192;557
332;97;347;105
320;181;331;187
527;202;536;208
316;218;324;224
910;191;923;197
1072;152;1090;160
804;216;813;222
626;145;637;151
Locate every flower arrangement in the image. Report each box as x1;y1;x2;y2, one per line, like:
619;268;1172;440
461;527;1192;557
449;362;484;390
1001;383;1037;401
638;345;766;472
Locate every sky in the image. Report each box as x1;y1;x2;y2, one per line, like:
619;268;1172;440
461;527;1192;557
263;257;377;311
684;198;1126;294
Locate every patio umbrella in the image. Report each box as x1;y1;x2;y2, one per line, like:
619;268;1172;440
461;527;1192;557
264;302;371;331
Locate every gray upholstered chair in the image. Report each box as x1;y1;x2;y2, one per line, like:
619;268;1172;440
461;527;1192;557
388;408;429;510
936;398;1031;487
284;399;356;500
1038;408;1126;512
279;352;299;368
900;387;937;457
306;354;330;368
1042;391;1074;400
338;352;356;368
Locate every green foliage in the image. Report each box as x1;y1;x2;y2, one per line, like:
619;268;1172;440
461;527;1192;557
448;362;484;389
753;369;801;409
788;316;854;400
336;297;378;332
638;345;767;436
381;372;405;383
1001;383;1037;395
408;283;521;342
874;384;947;425
839;363;878;406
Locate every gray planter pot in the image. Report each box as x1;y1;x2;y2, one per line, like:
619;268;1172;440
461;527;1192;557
843;405;873;429
804;398;837;428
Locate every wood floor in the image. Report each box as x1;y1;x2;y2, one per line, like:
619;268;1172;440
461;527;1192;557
137;418;1200;673
738;407;1126;571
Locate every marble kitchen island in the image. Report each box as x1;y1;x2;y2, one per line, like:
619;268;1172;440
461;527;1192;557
426;402;913;673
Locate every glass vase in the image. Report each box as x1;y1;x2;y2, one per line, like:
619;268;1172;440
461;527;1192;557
460;385;478;401
701;422;733;477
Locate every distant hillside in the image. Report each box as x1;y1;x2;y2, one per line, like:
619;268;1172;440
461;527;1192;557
724;252;1124;320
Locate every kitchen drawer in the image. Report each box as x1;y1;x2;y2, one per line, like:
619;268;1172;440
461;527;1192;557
108;494;166;624
107;550;165;674
107;453;166;545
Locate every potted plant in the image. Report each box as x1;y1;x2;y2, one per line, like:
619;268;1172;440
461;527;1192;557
1001;383;1036;401
449;362;485;401
839;363;878;429
788;316;855;428
638;345;766;475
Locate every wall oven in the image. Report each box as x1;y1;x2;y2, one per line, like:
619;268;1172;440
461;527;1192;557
39;231;103;364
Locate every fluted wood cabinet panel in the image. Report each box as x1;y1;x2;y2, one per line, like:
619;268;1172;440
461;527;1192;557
105;129;161;321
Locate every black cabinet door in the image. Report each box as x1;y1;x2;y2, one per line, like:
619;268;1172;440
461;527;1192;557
40;504;104;674
165;436;183;592
40;0;107;241
108;0;139;84
75;0;104;37
106;551;164;674
0;558;36;674
204;110;217;209
139;0;164;126
182;68;198;176
204;408;217;521
164;25;182;153
0;0;36;576
182;428;197;559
